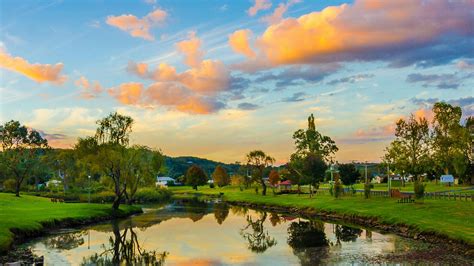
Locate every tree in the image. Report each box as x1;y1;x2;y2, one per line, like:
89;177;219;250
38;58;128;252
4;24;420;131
0;120;49;196
293;114;338;163
185;165;208;190
302;152;327;197
268;170;280;187
432;103;471;181
246;150;275;196
338;163;361;186
384;114;430;182
212;165;230;187
95;112;133;146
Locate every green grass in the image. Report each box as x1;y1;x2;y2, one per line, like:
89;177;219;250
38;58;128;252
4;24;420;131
170;185;474;245
0;192;140;253
320;181;472;192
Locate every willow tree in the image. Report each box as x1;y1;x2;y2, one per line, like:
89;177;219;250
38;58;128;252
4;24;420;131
0;120;49;196
246;150;275;196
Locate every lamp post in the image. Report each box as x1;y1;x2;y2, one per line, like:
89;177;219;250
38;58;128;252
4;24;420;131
88;175;91;204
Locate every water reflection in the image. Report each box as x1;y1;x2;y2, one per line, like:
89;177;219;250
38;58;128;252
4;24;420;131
26;200;462;265
240;211;277;253
80;220;167;265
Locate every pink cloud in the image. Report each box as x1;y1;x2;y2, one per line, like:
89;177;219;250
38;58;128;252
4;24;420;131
247;0;272;16
75;76;103;99
106;8;167;40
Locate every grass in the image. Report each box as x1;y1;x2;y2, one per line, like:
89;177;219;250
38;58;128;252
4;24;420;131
320;181;472;192
0;192;140;253
170;185;474;245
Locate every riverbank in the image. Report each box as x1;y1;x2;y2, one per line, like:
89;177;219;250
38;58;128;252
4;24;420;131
0;193;142;254
170;186;474;251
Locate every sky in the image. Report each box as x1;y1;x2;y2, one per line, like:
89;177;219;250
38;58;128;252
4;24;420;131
0;0;473;165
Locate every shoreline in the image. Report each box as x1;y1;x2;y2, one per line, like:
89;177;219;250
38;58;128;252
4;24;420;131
0;205;142;257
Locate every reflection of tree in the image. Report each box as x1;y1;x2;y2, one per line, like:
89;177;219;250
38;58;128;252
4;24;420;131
287;220;329;266
182;198;210;222
81;220;167;265
230;205;248;216
240;212;277;253
335;225;362;243
44;232;85;250
213;202;229;225
269;212;281;227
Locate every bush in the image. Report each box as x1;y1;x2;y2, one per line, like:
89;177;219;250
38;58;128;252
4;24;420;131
334;180;343;198
209;183;215;188
414;181;426;199
3;179;16;192
134;187;172;203
364;183;373;199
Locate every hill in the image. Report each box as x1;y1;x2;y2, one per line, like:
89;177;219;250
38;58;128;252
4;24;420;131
163;156;240;179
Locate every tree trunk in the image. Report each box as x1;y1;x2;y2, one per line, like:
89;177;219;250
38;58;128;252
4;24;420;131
260;178;266;196
112;196;121;210
15;179;21;197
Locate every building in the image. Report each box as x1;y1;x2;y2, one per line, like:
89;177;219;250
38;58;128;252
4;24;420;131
278;180;292;190
156;176;175;187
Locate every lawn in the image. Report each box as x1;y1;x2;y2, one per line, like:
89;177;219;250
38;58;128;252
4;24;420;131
170;185;474;245
0;193;139;253
320;181;472;192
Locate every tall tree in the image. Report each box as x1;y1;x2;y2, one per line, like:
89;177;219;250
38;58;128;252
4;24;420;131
339;163;361;186
246;150;275;196
293;114;338;163
301;152;327;197
0;120;49;196
212;165;230;187
95;112;133;146
384;114;430;181
185;165;208;190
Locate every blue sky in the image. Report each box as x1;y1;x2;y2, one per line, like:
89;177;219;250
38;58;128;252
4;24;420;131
1;0;473;164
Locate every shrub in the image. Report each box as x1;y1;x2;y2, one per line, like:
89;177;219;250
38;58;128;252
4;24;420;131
334;180;343;198
209;183;215;188
364;183;373;199
3;179;16;192
414;180;426;199
135;187;172;203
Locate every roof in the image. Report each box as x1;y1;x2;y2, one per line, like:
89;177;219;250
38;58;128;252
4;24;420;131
157;176;174;181
279;180;292;185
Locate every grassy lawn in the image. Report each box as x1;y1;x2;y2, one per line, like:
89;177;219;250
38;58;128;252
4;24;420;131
0;193;139;253
170;185;474;245
320;181;472;192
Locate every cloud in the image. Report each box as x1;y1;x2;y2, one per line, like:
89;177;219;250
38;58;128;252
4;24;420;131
456;59;474;71
228;29;256;58
262;0;301;25
233;0;474;68
108;81;225;114
0;49;67;84
327;74;374;85
75;76;103;99
176;32;204;67
406;73;464;89
237;102;259;110
282;92;306;102
247;0;272;16
411;96;474;119
106;8;168;40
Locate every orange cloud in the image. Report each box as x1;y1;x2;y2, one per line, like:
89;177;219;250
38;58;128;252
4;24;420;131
108;82;143;104
176;32;204;68
262;0;301;25
247;0;272;16
106;8;167;40
75;76;102;99
0;50;67;84
228;29;256;58
414;108;434;123
235;0;474;66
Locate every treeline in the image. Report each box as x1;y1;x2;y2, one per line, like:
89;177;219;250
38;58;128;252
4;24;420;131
164;156;240;179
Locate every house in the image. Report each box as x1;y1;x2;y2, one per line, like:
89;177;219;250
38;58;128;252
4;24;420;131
372;174;384;184
156;176;175;187
440;175;454;184
278;180;292;190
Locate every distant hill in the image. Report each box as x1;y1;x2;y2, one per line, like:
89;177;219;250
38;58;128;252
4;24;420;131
163;156;240;179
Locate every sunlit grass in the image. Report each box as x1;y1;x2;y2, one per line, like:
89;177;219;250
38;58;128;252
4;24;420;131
0;193;139;253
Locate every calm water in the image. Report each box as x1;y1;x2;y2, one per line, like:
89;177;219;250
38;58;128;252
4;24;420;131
24;199;468;265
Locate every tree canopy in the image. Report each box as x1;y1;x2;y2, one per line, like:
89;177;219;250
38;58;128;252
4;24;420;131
185;165;208;190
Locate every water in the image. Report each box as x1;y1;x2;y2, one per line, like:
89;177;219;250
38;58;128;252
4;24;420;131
24;199;468;265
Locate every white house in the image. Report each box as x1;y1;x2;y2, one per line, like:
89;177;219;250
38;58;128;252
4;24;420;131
156;176;175;187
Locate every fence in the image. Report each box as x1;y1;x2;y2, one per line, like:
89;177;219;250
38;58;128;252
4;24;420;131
316;188;474;201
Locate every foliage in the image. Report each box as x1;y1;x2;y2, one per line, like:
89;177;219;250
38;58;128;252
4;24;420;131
364;183;373;199
293;114;338;163
338;164;361;186
246;150;275;196
185;165;208;190
230;174;245;186
414;180;426;199
302;152;327;195
95;112;133;146
212;165;230;187
164;156;240;179
268;170;280;186
384;114;430;181
0;120;49;197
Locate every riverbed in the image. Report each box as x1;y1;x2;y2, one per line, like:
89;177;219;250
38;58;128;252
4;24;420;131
24;199;472;265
